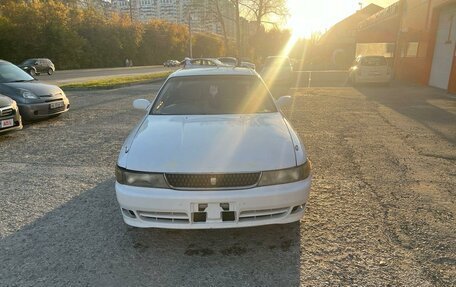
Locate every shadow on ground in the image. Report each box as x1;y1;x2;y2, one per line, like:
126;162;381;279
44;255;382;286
356;83;456;144
0;179;302;286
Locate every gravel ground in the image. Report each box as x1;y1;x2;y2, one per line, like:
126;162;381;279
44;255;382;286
0;82;454;286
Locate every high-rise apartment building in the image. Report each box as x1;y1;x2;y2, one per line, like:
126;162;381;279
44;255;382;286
111;0;236;39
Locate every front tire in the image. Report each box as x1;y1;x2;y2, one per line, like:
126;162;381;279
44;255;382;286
29;69;36;76
47;68;54;75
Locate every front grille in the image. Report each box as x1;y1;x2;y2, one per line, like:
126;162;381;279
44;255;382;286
165;172;261;189
45;98;63;103
0;107;14;117
48;105;65;113
39;93;62;98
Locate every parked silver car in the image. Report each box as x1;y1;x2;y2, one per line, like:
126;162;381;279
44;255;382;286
0;60;69;121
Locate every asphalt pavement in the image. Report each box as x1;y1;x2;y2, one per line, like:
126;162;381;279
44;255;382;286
0;82;454;286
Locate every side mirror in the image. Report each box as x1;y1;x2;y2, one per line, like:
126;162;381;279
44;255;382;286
34;62;39;66
133;99;151;110
276;96;292;109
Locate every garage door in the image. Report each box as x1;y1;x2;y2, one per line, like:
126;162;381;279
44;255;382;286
429;5;456;90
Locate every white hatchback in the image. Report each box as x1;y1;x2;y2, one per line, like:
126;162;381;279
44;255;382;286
115;67;312;229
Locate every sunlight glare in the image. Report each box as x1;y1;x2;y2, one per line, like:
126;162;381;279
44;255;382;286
287;0;361;39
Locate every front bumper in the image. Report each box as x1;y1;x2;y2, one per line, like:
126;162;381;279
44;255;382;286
0;117;22;134
0;107;22;134
115;178;311;229
18;98;70;120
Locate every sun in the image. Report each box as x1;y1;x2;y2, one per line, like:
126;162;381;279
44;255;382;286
288;15;312;39
286;0;361;39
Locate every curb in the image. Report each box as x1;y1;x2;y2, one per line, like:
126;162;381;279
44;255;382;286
61;77;167;92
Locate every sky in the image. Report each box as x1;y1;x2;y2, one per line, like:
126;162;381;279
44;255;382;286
286;0;399;38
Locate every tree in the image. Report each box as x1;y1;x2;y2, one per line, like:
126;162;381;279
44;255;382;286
191;0;235;53
251;28;291;61
230;0;242;60
136;20;189;65
192;33;224;57
241;0;288;33
227;0;288;60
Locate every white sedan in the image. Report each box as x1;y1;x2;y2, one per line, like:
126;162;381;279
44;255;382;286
115;67;312;229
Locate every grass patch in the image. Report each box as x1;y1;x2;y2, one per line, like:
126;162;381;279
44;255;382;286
60;71;172;90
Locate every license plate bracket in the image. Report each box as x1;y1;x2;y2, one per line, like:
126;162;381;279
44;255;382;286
49;101;64;109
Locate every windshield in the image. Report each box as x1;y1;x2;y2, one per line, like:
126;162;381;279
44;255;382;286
190;59;225;66
360;57;387;66
0;62;35;83
151;75;277;115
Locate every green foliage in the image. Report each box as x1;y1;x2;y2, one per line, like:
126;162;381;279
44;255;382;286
0;0;295;69
192;33;225;58
60;72;172;90
249;28;291;62
136;20;189;65
0;0;225;69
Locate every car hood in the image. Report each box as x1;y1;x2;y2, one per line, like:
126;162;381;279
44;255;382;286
1;82;62;96
0;95;13;107
125;113;297;173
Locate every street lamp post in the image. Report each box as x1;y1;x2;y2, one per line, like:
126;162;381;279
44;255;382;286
129;0;133;22
188;12;193;58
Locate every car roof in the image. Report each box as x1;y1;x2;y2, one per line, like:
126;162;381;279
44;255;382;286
264;56;291;64
191;58;224;63
191;58;218;61
170;67;257;78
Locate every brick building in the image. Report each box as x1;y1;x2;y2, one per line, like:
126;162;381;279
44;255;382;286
357;0;456;93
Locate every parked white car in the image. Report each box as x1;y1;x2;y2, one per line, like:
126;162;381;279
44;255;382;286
115;67;312;229
349;55;391;85
218;57;256;70
187;58;227;68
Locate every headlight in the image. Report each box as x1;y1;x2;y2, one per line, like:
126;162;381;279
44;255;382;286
115;166;168;188
19;89;38;99
259;161;311;186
